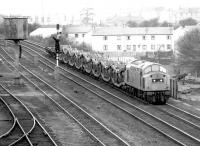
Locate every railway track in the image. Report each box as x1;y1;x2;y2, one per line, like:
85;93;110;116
18;40;200;146
0;83;35;146
0;43;130;146
0;96;14;138
0;98;24;146
0;83;57;146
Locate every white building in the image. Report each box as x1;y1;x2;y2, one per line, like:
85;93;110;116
30;25;62;38
63;26;92;45
92;27;174;58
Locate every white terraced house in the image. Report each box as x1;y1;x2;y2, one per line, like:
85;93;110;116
91;27;174;60
63;25;92;45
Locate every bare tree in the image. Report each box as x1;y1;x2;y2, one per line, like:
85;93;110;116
179;17;197;27
177;28;200;75
80;8;95;25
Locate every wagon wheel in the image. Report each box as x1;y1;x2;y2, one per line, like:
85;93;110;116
92;63;101;77
101;66;111;82
84;61;92;73
75;56;82;69
63;56;69;64
69;54;75;66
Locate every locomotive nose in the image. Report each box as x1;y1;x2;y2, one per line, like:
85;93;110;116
152;78;164;83
146;74;169;91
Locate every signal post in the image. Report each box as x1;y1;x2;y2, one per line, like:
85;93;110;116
53;24;61;82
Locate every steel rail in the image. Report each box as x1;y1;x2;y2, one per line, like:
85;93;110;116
0;97;16;138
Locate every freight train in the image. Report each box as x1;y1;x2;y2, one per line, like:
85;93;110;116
45;46;171;104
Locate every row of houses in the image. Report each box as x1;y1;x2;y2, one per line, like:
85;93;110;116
31;25;198;59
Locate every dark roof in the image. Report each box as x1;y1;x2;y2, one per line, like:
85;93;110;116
92;27;173;36
63;26;92;33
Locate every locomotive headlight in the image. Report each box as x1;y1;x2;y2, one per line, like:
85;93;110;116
160;79;163;82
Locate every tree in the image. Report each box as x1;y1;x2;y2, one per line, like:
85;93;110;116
126;21;138;27
0;22;5;36
179;18;197;27
28;23;40;34
139;18;160;27
80;8;95;25
160;21;171;27
176;28;200;74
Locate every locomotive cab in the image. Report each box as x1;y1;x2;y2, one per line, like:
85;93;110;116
142;64;170;92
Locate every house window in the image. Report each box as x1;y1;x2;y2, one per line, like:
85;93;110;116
127;36;131;40
103;36;107;40
133;45;136;51
167;35;171;40
138;45;141;48
151;35;155;40
75;34;78;38
142;35;146;40
117;36;121;40
103;45;108;51
167;44;171;50
66;34;68;38
159;44;165;50
142;45;147;50
117;45;121;50
82;34;85;37
127;45;131;50
151;45;155;50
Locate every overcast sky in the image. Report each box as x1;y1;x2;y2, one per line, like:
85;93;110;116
1;0;200;17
